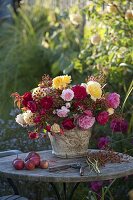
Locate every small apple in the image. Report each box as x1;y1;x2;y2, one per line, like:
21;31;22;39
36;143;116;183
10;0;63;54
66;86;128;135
29;157;40;167
40;160;49;169
25;151;40;161
12;157;22;165
13;159;24;170
25;160;35;170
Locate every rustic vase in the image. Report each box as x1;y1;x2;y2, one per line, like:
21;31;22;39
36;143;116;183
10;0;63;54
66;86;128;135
48;128;91;158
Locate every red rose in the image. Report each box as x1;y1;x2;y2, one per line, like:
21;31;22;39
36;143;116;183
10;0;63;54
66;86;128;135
46;125;51;132
73;101;86;110
34;116;41;124
28;132;39;139
40;96;53;110
22;92;33;107
62;118;75;130
96;111;109;125
72;85;87;100
27;101;37;113
40;109;46;115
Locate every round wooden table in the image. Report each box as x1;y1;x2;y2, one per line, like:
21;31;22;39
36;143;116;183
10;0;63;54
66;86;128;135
0;150;133;200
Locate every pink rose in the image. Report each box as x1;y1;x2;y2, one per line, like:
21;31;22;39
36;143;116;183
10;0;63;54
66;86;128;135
106;93;120;109
84;110;93;116
61;89;74;101
77;115;95;129
57;106;70;118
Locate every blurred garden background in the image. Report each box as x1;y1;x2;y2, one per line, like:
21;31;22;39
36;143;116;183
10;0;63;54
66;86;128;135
0;0;133;199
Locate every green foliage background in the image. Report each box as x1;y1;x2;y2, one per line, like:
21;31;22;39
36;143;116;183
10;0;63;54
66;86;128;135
0;0;133;199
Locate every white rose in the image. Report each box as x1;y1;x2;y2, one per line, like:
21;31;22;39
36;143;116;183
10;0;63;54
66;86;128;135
107;108;114;115
91;34;101;45
15;114;27;127
125;10;133;20
69;13;82;25
106;4;117;13
23;110;35;126
50;123;60;133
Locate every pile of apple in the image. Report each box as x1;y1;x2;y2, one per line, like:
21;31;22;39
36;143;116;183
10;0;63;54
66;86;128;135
12;152;48;170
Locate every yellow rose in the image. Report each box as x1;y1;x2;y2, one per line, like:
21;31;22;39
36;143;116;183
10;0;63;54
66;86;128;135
86;81;102;100
52;75;71;90
62;75;71;86
107;108;114;115
52;76;63;89
50;123;60;133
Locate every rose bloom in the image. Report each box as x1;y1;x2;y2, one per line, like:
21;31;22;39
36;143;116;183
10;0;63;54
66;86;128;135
97;137;109;149
106;93;120;109
50;123;60;133
62;118;75;130
77;115;95;129
40;96;53;110
22;92;33;107
96;111;109;125
34;116;41;124
52;75;71;89
84;110;93;116
86;81;102;100
69;13;82;25
27;101;38;113
110;118;128;133
73;101;86;110
32;87;46;100
28;132;39;139
45;125;51;132
56;106;70;118
23;110;35;126
72;85;87;100
66;103;71;108
15;113;27;127
61;89;74;101
107;108;114;115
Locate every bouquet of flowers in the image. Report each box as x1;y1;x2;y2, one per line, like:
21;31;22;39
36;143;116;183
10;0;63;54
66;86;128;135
12;74;128;139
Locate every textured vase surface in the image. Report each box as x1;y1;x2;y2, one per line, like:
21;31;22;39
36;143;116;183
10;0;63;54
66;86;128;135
48;128;91;158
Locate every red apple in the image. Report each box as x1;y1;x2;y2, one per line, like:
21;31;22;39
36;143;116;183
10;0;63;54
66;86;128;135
13;159;24;170
25;160;35;170
29;157;40;167
12;158;22;165
25;151;40;161
12;154;22;165
40;160;49;169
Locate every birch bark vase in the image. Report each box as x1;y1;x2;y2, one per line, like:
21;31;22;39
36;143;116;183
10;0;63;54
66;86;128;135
48;128;91;158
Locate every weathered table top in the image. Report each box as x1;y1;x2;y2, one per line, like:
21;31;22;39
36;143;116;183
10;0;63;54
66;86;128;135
0;149;133;183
